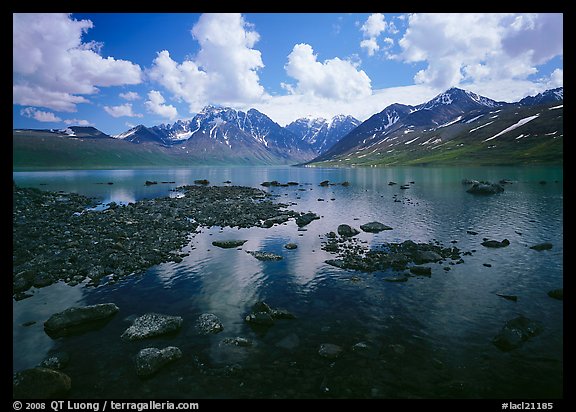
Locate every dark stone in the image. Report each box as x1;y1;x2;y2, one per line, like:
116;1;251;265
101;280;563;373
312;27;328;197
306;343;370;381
499;179;513;184
270;309;296;319
318;343;343;359
121;313;183;341
221;337;252;347
467;230;478;235
285;243;298;250
341;181;350;186
195;313;224;335
245;311;274;326
466;182;505;195
530;242;553;251
547;289;563;300
194;179;209;185
287;181;299;186
44;303;119;337
493;315;543;351
246;251;283;261
461;179;479;185
338;224;360;237
13;367;71;399
495;293;517;302
413;250;442;264
252;301;273;313
319;180;330;187
212;240;247;248
296;212;320;227
388;181;397;186
481;239;510;248
135;346;182;377
360;221;393;233
409;266;432;276
400;184;410;189
145;180;157;185
384;274;409;282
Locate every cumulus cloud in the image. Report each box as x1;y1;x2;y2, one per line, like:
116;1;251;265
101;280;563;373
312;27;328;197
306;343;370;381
104;103;142;118
395;13;563;90
283;43;372;100
360;13;395;56
148;13;265;112
145;90;178;120
119;91;140;101
13;13;142;112
63;119;93;126
20;107;62;122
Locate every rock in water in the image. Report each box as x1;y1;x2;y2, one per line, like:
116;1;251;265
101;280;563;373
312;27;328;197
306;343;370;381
547;289;563;300
296;212;320;227
409;266;432;276
492;315;543;351
481;239;510;248
318;343;343;359
285;243;298;250
530;242;553;251
246;251;283;261
121;313;183;341
466;182;505;195
13;367;71;399
212;240;247;248
360;221;393;233
135;346;182;377
44;303;119;336
338;224;360;237
195;313;224;335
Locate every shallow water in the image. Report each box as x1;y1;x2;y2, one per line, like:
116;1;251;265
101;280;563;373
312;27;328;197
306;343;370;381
13;166;563;398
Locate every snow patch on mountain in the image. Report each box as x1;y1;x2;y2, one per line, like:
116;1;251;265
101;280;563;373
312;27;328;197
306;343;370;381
483;115;540;142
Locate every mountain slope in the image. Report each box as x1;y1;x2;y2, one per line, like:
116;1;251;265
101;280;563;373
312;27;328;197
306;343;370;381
307;87;562;166
286;115;360;154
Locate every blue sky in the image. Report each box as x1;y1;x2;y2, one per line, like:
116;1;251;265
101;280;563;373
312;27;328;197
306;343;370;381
13;13;563;135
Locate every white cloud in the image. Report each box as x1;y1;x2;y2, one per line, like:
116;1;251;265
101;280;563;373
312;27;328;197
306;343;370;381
548;68;563;88
13;13;142;112
284;43;372;100
395;13;563;90
103;103;143;118
63;119;93;126
119;91;140;101
20;107;61;122
360;13;395;56
148;13;265;112
145;90;178;120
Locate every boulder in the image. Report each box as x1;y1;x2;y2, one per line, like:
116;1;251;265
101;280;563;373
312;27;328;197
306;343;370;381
481;239;510;248
13;367;71;399
296;212;320;227
284;243;298;250
319;180;330;187
412;250;443;264
409;266;432;276
338;224;360;237
530;242;553;251
195;313;223;335
318;343;343;359
212;240;247;249
466;182;504;195
135;346;182;377
121;313;183;341
39;352;70;370
547;289;563;300
360;221;393;233
194;179;209;185
44;303;119;337
246;251;283;261
493;315;543;351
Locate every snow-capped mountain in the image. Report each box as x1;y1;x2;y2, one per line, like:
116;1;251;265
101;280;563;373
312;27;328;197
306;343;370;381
310;87;562;166
286;115;360;154
113;106;317;164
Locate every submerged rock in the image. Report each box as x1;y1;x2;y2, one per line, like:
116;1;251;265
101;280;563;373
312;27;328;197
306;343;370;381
296;212;320;227
135;346;182;377
360;221;393;233
276;333;300;350
466;182;505;195
246;251;283;261
409;266;432;276
338;224;360;237
39;352;70;371
221;337;252;347
44;303;119;337
121;313;183;341
245;300;294;327
194;179;210;185
481;239;510;248
13;367;71;399
195;313;224;335
212;240;247;249
318;343;343;359
530;242;553;251
547;289;563;300
492;315;543;351
284;243;298;250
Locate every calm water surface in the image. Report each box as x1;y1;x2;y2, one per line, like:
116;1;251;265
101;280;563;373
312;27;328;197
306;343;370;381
13;166;563;398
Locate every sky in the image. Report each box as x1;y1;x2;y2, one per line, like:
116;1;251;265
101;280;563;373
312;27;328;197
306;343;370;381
13;13;563;135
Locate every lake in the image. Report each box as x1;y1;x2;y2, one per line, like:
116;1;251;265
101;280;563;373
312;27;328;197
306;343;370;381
12;166;563;399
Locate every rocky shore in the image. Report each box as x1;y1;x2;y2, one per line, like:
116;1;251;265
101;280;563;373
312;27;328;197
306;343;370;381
13;184;304;297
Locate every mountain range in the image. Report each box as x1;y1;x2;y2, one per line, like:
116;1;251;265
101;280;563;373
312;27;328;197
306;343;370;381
13;87;562;169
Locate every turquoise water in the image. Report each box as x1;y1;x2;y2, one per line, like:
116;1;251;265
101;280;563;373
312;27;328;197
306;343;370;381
12;166;563;398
